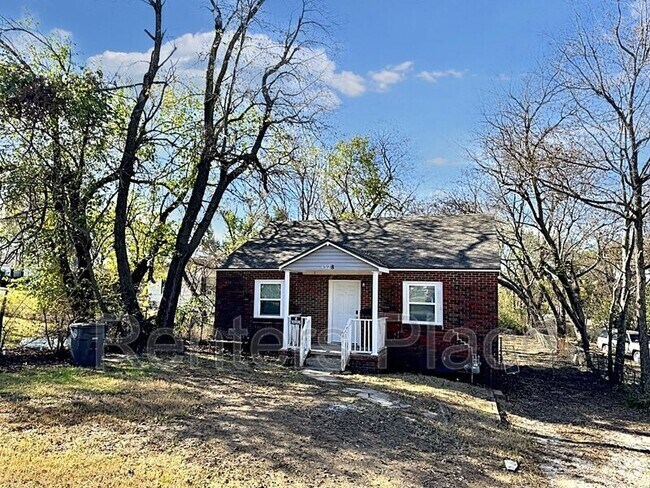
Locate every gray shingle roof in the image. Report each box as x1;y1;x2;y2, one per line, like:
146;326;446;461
220;214;500;270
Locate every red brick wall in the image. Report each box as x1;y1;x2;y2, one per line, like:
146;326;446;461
379;271;499;378
214;270;284;346
215;271;373;343
215;270;499;374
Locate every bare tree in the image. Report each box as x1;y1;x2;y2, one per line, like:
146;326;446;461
113;0;170;325
408;168;486;216
548;0;650;390
477;77;615;369
475;1;650;390
155;0;332;330
265;141;327;220
229;129;417;224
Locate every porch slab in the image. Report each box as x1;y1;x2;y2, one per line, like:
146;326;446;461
309;343;341;355
280;345;388;374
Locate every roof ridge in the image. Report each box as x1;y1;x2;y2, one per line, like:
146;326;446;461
263;212;495;227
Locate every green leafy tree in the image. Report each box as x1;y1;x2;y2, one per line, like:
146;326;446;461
0;14;181;326
0;21;123;319
324;133;416;219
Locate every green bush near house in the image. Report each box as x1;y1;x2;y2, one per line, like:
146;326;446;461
498;312;526;335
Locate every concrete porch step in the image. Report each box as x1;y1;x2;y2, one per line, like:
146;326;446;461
309;347;341;357
305;352;341;372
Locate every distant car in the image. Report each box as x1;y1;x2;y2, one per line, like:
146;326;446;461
597;330;647;363
18;337;52;351
18;336;70;351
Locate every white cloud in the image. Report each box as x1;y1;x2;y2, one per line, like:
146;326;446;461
390;61;415;72
426;157;449;166
368;61;414;92
417;69;465;83
324;69;366;97
91;33;454;100
88;31;368;105
88;32;215;82
50;27;73;41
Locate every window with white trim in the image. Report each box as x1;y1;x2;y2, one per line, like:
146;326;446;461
402;281;443;325
254;280;284;318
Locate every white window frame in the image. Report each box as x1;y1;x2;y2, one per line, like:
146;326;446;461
254;280;284;319
402;281;443;326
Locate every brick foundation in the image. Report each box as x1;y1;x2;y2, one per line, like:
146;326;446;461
278;348;296;366
348;348;388;374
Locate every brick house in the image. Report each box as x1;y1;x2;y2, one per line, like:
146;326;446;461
215;214;500;380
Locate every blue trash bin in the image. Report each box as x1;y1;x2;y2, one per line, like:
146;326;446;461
69;323;105;367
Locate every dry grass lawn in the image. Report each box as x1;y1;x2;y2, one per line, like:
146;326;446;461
2;343;648;487
0;353;540;488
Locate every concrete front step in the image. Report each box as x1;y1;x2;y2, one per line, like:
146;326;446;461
309;348;341;357
305;352;341;372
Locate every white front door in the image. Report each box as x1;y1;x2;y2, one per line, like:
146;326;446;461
328;280;361;343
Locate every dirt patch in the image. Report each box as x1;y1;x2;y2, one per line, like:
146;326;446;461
501;336;650;488
3;341;645;487
0;353;539;487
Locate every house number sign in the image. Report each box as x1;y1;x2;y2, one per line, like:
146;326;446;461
321;264;335;270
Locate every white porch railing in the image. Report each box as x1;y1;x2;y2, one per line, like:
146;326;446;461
376;317;387;353
350;319;373;353
292;315;386;372
347;318;387;355
287;314;301;349
287;314;312;367
299;316;312;367
341;319;352;371
341;317;387;371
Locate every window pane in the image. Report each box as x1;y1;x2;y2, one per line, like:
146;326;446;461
260;300;281;316
260;283;281;299
409;285;435;303
409;304;435;322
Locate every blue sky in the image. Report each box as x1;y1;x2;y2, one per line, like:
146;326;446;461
3;0;579;195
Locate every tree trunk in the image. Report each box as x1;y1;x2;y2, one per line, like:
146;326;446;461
71;230;96;317
51;193;93;320
633;202;650;393
156;253;186;330
612;224;634;383
155;168;232;330
547;276;593;369
0;288;7;350
613;308;628;383
558;306;567;337
113;0;163;322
